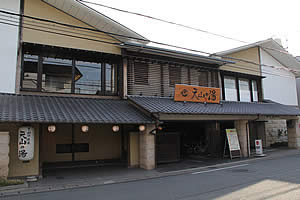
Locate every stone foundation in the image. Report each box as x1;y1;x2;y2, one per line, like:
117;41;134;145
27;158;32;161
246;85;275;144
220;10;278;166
265;120;288;147
288;118;300;148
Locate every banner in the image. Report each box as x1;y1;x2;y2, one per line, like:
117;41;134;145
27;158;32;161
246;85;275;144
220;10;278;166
18;127;35;161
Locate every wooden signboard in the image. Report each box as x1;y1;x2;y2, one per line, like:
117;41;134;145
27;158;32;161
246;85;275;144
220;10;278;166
225;129;241;159
174;84;220;104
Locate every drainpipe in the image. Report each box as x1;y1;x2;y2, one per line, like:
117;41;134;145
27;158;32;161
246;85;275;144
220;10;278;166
246;122;250;158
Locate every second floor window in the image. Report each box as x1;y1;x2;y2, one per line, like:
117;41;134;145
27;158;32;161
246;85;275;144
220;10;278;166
239;78;251;102
21;50;118;95
169;66;181;87
134;62;149;85
222;74;260;102
252;80;258;102
224;76;238;101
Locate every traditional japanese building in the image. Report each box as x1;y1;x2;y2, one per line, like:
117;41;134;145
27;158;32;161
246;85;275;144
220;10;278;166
1;0;300;180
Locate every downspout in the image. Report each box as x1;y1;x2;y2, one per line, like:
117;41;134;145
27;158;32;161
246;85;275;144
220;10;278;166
246;122;250;157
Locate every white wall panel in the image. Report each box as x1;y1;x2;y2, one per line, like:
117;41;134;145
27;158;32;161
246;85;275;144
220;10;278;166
0;0;20;93
260;48;298;106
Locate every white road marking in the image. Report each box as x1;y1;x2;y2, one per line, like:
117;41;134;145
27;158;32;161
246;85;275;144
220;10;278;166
191;164;249;175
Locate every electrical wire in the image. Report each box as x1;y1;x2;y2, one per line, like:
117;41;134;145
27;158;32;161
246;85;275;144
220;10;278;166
77;0;296;57
0;8;296;72
77;0;248;44
0;9;298;78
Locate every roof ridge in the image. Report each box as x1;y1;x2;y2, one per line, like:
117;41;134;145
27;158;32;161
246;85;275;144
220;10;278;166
0;92;122;101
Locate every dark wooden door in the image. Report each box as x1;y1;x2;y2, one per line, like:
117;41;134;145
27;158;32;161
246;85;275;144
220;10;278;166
156;132;180;164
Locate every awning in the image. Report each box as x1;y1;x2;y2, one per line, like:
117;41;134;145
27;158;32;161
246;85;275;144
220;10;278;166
129;96;300;120
0;93;153;124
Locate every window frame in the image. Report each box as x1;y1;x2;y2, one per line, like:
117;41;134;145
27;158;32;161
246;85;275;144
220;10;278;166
21;52;119;96
221;72;262;102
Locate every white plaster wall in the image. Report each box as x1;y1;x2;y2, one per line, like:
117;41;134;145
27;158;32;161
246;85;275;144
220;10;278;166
0;0;20;93
296;78;300;107
260;48;298;106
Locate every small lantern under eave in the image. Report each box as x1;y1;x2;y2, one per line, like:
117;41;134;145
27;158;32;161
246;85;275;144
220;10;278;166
47;125;56;133
112;125;120;132
139;125;146;132
81;125;89;133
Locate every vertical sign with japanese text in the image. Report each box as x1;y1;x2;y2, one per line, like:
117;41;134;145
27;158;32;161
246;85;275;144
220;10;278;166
174;84;220;104
18;127;34;161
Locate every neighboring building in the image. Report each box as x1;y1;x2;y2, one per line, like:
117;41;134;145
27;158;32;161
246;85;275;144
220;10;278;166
216;38;300;147
295;56;300;107
0;0;21;93
1;0;300;180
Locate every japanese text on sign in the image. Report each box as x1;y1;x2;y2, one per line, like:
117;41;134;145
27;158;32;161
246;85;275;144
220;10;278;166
174;84;220;103
18;127;34;161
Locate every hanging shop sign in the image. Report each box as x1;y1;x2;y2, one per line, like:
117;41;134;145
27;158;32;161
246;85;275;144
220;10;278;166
18;127;35;161
174;84;220;104
225;129;241;159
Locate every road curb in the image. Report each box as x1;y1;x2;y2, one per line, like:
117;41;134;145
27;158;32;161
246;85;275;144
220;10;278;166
0;181;28;192
2;149;300;198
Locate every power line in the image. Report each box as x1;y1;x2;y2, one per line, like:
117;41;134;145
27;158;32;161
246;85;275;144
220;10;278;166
0;9;298;77
0;20;292;79
77;0;248;44
0;14;118;44
77;0;298;58
0;8;294;70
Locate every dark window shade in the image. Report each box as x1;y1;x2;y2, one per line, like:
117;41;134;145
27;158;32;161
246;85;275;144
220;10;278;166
134;62;149;85
56;144;72;153
56;143;89;154
169;66;181;87
211;72;219;88
198;71;208;87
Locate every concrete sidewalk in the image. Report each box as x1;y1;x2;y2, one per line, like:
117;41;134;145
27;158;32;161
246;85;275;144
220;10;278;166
1;147;300;198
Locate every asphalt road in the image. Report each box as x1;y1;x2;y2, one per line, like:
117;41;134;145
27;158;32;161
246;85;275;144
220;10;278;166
4;154;300;200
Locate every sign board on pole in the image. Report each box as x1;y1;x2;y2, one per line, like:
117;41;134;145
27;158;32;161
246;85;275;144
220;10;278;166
225;129;241;159
18;127;35;161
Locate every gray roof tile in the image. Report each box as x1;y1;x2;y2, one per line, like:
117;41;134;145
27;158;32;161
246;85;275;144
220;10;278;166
0;93;153;124
129;96;300;116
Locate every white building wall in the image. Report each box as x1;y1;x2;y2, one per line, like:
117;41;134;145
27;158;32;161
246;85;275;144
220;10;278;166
260;48;297;147
0;0;20;93
260;48;298;106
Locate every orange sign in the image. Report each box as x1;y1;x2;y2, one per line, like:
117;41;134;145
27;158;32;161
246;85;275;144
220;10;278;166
174;84;220;104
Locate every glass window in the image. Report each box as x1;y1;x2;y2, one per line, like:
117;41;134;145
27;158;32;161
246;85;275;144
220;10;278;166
252;80;258;102
224;76;237;101
169;66;181;87
42;57;73;93
22;54;38;89
239;78;251;102
105;63;117;94
75;61;102;95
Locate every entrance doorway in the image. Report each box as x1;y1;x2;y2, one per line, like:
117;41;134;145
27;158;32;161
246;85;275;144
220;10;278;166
156;121;225;164
40;124;126;172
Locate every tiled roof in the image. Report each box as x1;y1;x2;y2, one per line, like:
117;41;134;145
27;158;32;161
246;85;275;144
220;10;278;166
129;96;300;116
0;93;153;124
